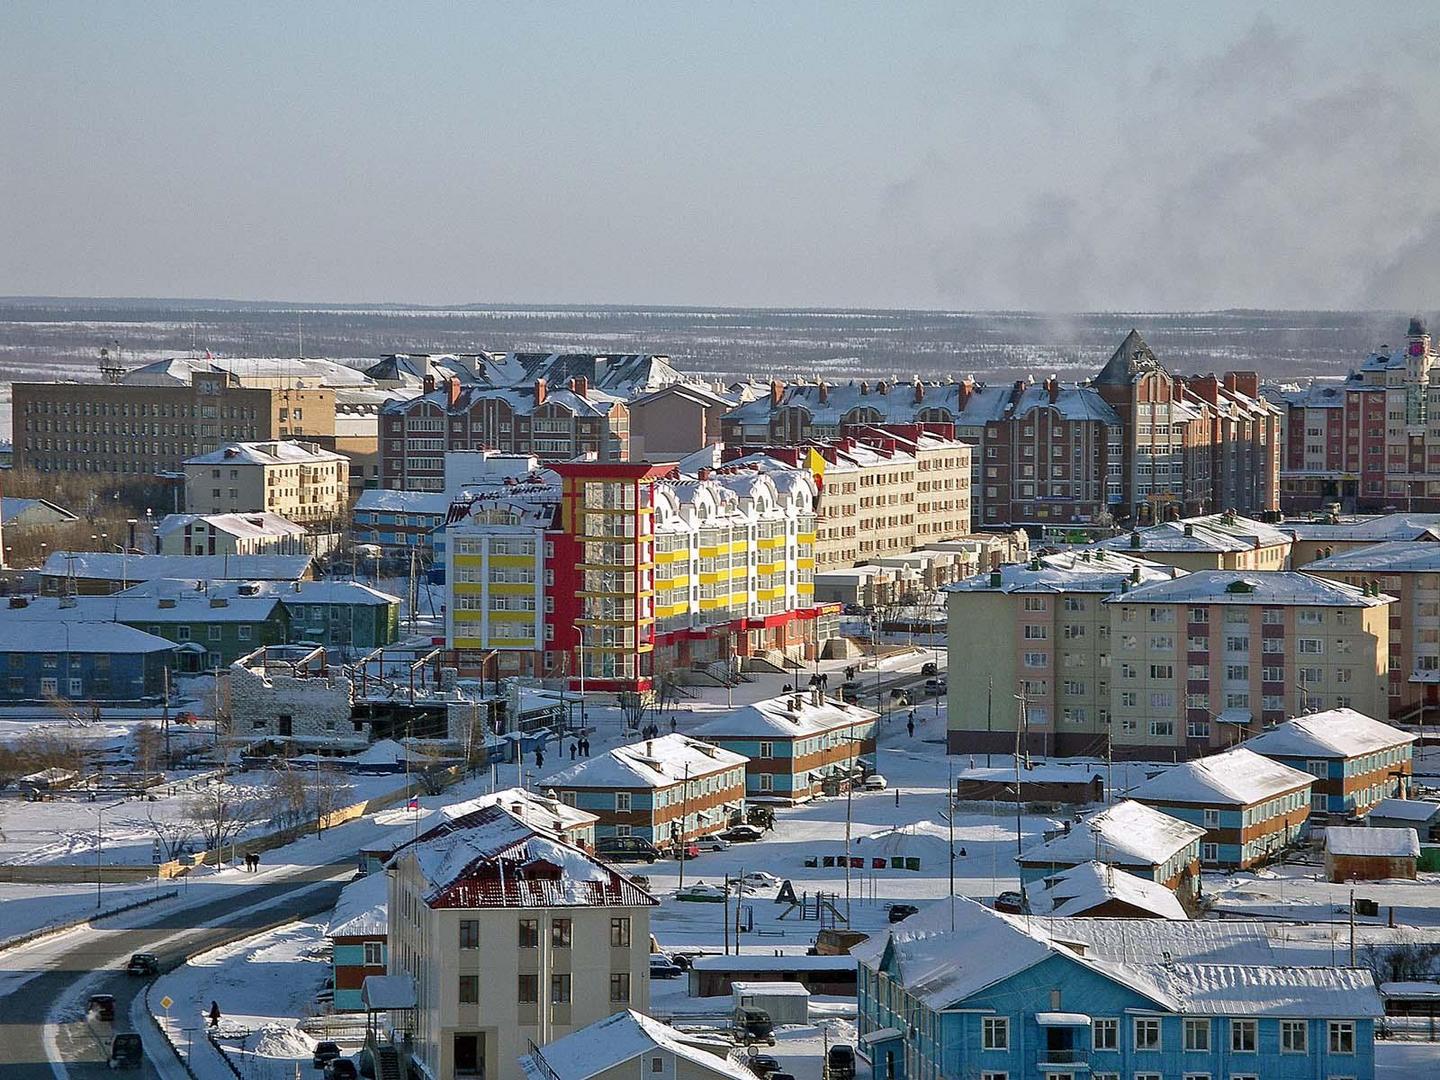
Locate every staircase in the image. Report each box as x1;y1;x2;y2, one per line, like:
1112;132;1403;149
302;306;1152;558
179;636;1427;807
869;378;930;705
375;1046;402;1080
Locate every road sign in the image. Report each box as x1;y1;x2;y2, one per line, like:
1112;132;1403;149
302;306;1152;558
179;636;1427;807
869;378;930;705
159;995;173;1010
152;841;162;865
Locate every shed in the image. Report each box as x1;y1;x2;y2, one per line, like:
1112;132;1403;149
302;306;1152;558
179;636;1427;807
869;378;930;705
688;953;857;997
1324;826;1420;883
731;980;810;1025
1368;798;1440;841
955;763;1105;806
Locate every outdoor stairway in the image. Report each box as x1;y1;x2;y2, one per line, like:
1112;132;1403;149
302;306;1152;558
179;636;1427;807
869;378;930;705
375;1046;402;1080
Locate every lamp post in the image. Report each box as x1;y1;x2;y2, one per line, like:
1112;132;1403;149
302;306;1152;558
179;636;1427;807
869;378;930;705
95;800;124;908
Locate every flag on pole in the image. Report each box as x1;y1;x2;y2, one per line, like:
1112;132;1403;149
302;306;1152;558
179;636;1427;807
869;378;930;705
407;795;420;811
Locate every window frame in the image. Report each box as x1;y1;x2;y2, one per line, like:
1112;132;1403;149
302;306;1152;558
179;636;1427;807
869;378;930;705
981;1016;1010;1050
1133;1016;1162;1051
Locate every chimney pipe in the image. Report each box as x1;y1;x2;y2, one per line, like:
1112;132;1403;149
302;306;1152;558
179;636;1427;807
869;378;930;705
534;377;547;406
423;374;435;394
770;379;784;408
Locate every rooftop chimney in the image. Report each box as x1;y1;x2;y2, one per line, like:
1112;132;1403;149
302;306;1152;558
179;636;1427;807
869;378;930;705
1130;567;1141;584
1046;376;1060;404
1130;531;1142;549
989;569;1003;587
569;375;588;399
447;376;462;408
534;377;548;406
423;374;435;394
957;377;974;410
770;379;784;408
818;381;829;405
913;381;924;405
859;381;869;396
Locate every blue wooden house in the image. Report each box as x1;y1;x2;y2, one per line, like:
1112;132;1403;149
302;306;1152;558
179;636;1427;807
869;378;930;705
326;872;388;1011
0;621;176;705
1243;708;1414;817
854;899;1381;1080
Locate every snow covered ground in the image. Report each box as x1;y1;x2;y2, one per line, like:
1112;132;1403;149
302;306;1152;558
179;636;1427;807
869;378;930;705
0;879;164;945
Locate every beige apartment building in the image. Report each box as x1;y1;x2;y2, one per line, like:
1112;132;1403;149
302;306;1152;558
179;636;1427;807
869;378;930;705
12;371;335;478
1107;570;1392;757
627;382;736;459
386;805;656;1080
1092;512;1293;572
184;440;349;523
945;550;1179;757
1305;541;1440;721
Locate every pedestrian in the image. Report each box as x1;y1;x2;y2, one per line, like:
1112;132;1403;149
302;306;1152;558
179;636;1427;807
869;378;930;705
252;852;259;871
581;737;590;757
209;1001;221;1028
907;717;915;738
535;747;545;769
570;742;577;761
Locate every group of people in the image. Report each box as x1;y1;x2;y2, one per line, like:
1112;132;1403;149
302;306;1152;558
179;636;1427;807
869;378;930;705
566;736;593;760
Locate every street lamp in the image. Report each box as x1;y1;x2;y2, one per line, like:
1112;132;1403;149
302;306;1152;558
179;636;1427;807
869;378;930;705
95;800;125;908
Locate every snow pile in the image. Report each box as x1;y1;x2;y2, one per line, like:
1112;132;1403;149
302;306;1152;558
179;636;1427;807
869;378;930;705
252;1022;314;1058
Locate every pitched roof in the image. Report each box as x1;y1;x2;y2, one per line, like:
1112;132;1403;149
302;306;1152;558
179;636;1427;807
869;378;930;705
1028;861;1188;920
353;489;453;516
521;1010;755;1080
1106;569;1391;607
41;552;312;583
1017;799;1205;868
0;498;78;525
155;512;307;540
326;870;388;938
946;550;1178;595
1305;541;1440;573
1146;963;1382;1017
0;620;177;655
1094;514;1292;555
184;439;347;466
1283;513;1440;543
1243;709;1413;759
691;693;877;740
1368;798;1440;823
1093;330;1168;386
1131;748;1314;806
548;734;748;789
1326;826;1420;858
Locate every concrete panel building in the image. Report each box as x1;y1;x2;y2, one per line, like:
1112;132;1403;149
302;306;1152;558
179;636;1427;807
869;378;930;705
184;440;349;524
1092;511;1292;572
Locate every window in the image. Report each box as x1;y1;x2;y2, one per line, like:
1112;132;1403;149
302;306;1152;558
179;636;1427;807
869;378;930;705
551;918;573;948
1231;1019;1257;1052
652;1059;665;1074
759;741;774;758
615;792;631;812
610;917;631;948
459;919;479;949
363;941;383;966
517;974;538;1003
1134;1017;1161;1050
550;973;572;1003
458;975;479;1003
1202;842;1219;862
1092;1018;1118;1049
518;919;539;948
982;1016;1009;1050
1328;1021;1355;1054
610;972;631;1002
1280;1019;1307;1052
1184;1017;1211;1051
1204;808;1221;827
980;1074;1008;1080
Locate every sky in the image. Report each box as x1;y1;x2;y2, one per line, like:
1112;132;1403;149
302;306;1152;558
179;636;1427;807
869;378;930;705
2;2;1438;312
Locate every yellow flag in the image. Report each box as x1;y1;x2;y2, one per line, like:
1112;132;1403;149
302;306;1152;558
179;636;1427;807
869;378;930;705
806;448;826;477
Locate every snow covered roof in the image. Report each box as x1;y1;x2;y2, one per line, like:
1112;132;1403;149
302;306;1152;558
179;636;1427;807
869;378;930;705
1148;963;1382;1018
521;1010;756;1080
1284;513;1440;543
397;804;655;910
548;734;748;790
326;871;387;938
959;762;1107;787
0;620;177;654
691;693;877;740
1131;748;1314;806
1243;709;1414;759
947;550;1177;594
1094;514;1291;555
156;511;307;540
185;439;347;466
1306;541;1440;573
353;489;453;516
690;954;856;972
382;788;597;856
1326;826;1420;858
1368;798;1440;823
41;552;311;583
1265;380;1347;410
383;382;626;419
123;355;375;388
1029;861;1188;920
1035;917;1277;965
1106;569;1390;608
1094;330;1168;386
0;498;77;525
262;580;400;606
360;974;416;1010
1017;799;1205;869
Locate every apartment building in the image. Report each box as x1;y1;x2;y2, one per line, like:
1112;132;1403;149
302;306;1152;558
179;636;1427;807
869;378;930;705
1305;541;1440;721
1092;510;1292;572
184;440;349;523
691;689;879;802
722;331;1280;528
12;369;335;477
1130;746;1314;869
1106;570;1393;756
446;460;833;693
627;382;736;459
154;511;315;557
546;734;748;844
381;375;629;491
1269;318;1440;512
1285;511;1440;565
386;804;657;1080
723;424;971;572
944;549;1179;757
1243;708;1414;816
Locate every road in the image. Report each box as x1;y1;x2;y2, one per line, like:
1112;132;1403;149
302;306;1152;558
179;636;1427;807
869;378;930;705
0;860;352;1079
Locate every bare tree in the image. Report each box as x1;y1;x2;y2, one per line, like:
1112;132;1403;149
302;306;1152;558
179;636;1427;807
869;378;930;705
184;781;265;856
144;806;194;861
134;723;164;781
267;768;310;833
310;763;353;834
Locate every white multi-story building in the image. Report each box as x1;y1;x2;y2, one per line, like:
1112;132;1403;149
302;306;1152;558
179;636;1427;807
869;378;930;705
386;803;656;1080
184;440;349;523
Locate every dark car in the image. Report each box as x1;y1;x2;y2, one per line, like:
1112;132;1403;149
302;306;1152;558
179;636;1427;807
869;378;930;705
994;890;1026;914
920;661;938;676
733;1007;776;1045
109;1032;143;1070
827;1044;856;1080
887;903;919;923
324;1060;359;1080
721;823;764;843
312;1041;342;1069
595;836;663;863
87;994;116;1022
747;1054;781;1078
126;952;160;976
769;1073;797;1080
839;681;863;704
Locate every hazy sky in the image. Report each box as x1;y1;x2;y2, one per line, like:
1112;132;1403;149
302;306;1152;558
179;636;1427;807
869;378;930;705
3;3;1438;311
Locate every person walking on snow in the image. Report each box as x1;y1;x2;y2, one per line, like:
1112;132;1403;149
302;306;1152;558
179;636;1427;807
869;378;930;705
907;715;915;738
569;741;577;760
209;1001;221;1028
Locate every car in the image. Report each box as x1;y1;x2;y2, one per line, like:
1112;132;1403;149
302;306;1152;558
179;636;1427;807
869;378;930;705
87;994;116;1023
839;680;863;703
649;955;685;979
887;903;919;923
675;881;730;902
924;677;947;694
862;773;888;791
920;661;938;676
595;836;663;863
827;1044;857;1080
671;840;701;859
994;890;1026;914
720;824;764;843
739;870;781;889
888;688;913;706
312;1041;343;1069
747;1054;781;1078
109;1032;143;1070
769;1073;796;1080
126;952;160;976
693;834;731;852
324;1059;359;1080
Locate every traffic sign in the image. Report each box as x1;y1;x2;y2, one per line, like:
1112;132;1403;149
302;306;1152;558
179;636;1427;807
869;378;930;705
159;995;173;1010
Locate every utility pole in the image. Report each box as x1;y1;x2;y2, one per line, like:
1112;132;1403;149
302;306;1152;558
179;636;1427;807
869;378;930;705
844;768;854;925
985;675;993;768
1349;886;1356;966
1012;689;1027;856
678;763;691;892
948;760;956;932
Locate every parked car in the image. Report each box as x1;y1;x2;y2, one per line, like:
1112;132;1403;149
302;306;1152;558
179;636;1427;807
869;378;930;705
994;890;1026;914
595;836;662;863
889;688;913;706
671;840;701;860
675;881;730;902
827;1044;857;1080
920;661;938;676
87;994;115;1023
693;834;731;852
745;805;775;830
924;677;947;694
324;1060;359;1080
312;1041;342;1069
720;824;764;843
769;1073;796;1080
887;903;920;923
649;954;685;979
862;773;888;791
109;1032;143;1070
126;952;160;976
732;1007;776;1045
839;681;863;704
747;1053;781;1078
739;870;781;889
